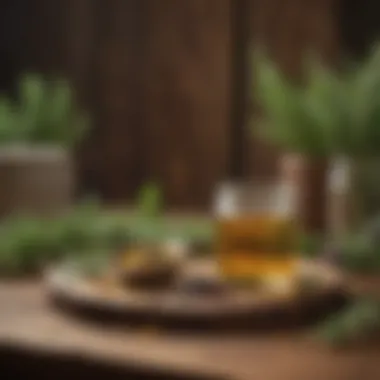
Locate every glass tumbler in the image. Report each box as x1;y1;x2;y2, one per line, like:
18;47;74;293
213;180;299;282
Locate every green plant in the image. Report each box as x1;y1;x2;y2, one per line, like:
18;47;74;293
254;45;380;157
316;298;380;347
254;46;380;228
0;73;89;147
56;201;131;253
254;53;337;156
318;229;380;273
0;206;214;276
136;182;163;218
337;233;380;273
0;97;22;142
0;208;129;275
0;217;63;274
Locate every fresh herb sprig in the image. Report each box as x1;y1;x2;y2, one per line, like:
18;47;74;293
316;298;380;347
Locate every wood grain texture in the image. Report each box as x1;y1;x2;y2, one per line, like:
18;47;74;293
64;0;231;208
0;281;379;380
23;0;341;219
143;0;231;209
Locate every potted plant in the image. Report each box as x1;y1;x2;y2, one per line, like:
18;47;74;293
254;46;380;237
0;73;89;216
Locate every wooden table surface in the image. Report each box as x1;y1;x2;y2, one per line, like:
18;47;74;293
0;281;379;380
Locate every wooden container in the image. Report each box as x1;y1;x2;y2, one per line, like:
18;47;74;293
280;154;328;233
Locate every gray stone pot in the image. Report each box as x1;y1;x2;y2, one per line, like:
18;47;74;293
0;144;74;216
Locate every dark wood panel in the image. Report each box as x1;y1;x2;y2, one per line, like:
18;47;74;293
70;0;148;201
0;0;31;93
142;0;232;209
95;0;146;201
339;0;380;59
62;0;232;208
21;0;340;216
62;0;98;198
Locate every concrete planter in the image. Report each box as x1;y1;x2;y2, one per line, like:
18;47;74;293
0;145;74;216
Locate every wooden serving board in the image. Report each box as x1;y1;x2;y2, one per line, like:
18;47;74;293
45;260;348;331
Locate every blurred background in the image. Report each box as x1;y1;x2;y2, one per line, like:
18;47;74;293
3;0;376;212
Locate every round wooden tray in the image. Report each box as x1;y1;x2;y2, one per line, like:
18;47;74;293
45;260;349;331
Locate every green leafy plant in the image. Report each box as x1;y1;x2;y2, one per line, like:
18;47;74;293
336;233;380;273
320;220;380;273
0;209;129;275
131;182;164;245
136;182;163;218
132;182;216;248
0;206;214;276
254;45;380;228
0;73;89;147
0;217;63;274
316;298;380;347
254;45;380;157
254;53;339;156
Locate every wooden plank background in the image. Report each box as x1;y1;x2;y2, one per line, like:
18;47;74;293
0;0;346;222
66;0;232;209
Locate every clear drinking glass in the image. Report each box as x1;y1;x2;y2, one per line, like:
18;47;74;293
213;180;299;282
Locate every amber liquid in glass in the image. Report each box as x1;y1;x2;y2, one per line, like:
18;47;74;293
216;215;298;281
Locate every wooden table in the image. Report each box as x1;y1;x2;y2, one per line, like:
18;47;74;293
0;281;379;380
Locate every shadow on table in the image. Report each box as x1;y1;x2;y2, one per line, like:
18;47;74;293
0;344;222;380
